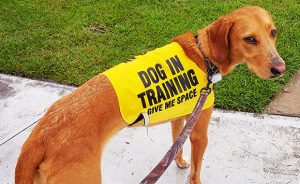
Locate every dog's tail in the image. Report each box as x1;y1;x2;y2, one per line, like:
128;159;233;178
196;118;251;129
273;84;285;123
15;138;44;184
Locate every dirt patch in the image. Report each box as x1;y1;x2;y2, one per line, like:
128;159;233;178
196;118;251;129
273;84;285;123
87;24;109;34
0;81;15;99
266;70;300;117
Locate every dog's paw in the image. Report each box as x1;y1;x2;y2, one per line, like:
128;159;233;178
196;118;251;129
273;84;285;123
175;157;189;169
187;176;202;184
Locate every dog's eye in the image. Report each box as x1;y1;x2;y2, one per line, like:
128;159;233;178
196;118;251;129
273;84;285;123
271;29;277;38
244;37;257;44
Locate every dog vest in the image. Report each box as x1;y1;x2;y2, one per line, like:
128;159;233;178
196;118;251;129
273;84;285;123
103;42;214;126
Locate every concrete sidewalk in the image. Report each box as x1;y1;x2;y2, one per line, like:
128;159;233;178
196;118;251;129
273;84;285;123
0;74;299;184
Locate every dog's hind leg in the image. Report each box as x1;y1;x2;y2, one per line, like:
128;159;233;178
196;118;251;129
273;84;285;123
171;118;189;169
15;138;44;184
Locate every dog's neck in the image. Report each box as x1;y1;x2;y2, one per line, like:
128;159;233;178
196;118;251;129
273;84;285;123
197;30;213;64
171;32;206;72
172;31;232;75
197;29;232;75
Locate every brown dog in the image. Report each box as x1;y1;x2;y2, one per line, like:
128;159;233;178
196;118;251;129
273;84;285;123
15;6;286;184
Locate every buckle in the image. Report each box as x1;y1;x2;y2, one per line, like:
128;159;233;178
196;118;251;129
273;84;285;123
200;86;212;94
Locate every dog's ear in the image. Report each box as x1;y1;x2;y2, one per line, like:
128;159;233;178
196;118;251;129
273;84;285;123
207;18;234;63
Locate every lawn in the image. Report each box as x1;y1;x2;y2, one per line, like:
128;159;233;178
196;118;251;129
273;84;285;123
1;0;299;113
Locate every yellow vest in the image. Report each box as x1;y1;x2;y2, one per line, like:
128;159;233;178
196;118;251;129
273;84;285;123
103;42;214;125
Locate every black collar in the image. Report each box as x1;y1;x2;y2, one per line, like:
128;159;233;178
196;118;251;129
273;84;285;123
194;35;220;85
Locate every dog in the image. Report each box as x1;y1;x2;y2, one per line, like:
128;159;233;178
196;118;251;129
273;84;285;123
15;6;286;184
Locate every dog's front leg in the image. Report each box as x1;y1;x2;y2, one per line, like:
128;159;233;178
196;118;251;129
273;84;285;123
189;107;213;184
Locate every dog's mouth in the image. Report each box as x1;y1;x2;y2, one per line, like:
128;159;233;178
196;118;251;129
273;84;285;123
270;73;284;79
247;62;286;80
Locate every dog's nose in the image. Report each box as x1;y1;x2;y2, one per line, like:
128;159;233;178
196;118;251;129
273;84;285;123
271;67;282;77
271;57;286;77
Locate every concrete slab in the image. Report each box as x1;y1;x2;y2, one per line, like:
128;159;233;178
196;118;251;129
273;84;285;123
0;74;299;184
0;74;74;145
267;70;300;117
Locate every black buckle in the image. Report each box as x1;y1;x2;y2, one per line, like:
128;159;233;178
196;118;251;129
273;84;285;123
200;85;212;94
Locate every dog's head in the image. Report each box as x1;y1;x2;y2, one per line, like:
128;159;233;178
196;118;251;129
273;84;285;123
206;6;286;79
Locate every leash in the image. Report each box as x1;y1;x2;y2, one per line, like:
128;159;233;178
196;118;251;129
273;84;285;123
140;43;221;183
0;118;40;147
140;89;210;184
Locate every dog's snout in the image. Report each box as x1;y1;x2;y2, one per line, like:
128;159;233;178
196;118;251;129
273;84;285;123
271;56;286;77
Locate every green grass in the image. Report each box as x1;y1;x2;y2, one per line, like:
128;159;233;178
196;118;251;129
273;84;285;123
1;0;299;113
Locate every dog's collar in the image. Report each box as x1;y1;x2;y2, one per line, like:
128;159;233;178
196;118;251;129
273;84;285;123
194;35;222;84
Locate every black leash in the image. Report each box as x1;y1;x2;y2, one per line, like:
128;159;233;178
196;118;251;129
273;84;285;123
0;118;40;147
